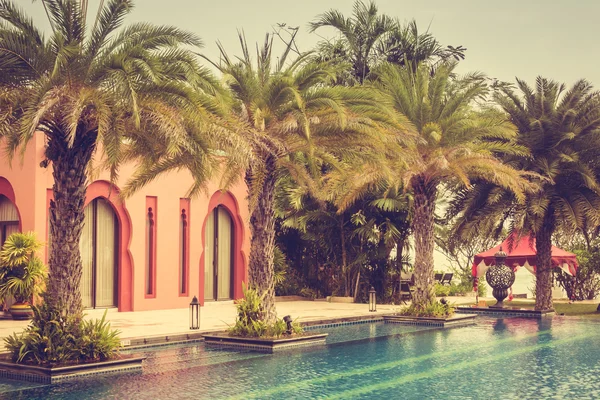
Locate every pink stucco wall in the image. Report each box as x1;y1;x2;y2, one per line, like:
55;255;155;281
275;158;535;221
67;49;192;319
0;132;250;312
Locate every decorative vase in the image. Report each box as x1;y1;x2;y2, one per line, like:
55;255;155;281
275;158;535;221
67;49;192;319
485;248;515;308
9;302;34;320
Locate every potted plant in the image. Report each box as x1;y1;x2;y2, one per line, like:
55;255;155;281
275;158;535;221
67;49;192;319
0;232;47;320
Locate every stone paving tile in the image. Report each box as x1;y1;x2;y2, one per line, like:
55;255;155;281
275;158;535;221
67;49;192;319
0;296;479;349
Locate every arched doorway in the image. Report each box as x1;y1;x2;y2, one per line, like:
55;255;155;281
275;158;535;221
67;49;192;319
80;198;118;308
0;195;20;247
204;206;234;301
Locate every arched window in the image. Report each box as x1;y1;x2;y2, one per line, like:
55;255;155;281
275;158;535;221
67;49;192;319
80;198;118;308
204;206;234;301
0;195;19;247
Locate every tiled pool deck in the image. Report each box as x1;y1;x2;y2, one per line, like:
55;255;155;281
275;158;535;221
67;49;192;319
0;297;481;350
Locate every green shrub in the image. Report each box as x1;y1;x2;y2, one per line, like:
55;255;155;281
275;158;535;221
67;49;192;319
0;232;47;303
299;287;317;299
291;319;304;335
268;318;287;338
399;299;455;318
435;283;450;297
4;302;121;366
435;280;486;297
79;312;122;361
229;284;304;338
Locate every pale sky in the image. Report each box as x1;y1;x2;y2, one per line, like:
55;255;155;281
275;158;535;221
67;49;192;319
17;0;600;87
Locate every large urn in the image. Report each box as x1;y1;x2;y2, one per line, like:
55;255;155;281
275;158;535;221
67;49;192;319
485;248;515;308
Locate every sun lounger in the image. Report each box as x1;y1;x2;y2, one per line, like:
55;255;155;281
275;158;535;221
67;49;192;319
440;273;453;285
399;280;413;303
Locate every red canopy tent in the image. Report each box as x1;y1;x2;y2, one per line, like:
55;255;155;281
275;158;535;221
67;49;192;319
472;234;578;278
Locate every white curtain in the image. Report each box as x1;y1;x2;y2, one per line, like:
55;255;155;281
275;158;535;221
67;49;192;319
79;199;117;308
204;211;215;301
217;208;232;300
0;196;18;221
0;195;19;247
4;225;18;239
95;199;116;307
79;203;94;308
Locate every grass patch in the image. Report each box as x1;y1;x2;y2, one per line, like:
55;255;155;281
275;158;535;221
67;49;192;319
480;300;600;318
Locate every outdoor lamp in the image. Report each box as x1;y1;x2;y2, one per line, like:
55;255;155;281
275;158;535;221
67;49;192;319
369;286;377;312
190;296;200;330
283;315;293;334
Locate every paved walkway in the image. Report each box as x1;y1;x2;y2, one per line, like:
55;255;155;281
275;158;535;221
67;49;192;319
0;297;479;348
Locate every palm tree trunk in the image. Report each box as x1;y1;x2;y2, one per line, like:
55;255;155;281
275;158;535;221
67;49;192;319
353;269;360;302
245;156;278;324
535;211;555;311
396;238;404;300
411;178;437;309
45;130;96;318
340;216;350;297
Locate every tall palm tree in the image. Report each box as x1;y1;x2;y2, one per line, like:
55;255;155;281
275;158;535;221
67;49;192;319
206;33;406;323
309;2;466;84
449;78;600;310
0;0;225;316
369;62;529;309
378;20;466;71
309;0;396;83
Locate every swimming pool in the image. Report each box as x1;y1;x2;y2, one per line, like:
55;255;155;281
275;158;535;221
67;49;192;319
1;316;599;399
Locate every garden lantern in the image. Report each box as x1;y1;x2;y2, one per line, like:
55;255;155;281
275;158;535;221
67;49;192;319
369;286;377;312
190;296;200;330
485;248;515;308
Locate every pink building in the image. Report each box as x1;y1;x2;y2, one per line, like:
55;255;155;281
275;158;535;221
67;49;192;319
0;133;250;312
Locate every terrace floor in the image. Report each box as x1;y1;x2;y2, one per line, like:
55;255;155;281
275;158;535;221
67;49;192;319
0;296;481;349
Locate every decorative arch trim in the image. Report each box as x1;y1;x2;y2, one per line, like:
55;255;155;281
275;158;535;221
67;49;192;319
199;191;246;305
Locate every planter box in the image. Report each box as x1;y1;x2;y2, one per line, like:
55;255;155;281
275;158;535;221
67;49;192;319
383;314;477;327
203;333;328;353
327;296;354;303
275;296;313;302
456;306;555;319
0;355;145;384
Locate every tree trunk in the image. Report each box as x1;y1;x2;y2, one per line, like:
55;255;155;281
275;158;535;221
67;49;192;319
535;211;555;311
340;216;350;297
245;156;278;324
46;130;96;318
396;239;404;300
353;270;361;302
411;178;437;309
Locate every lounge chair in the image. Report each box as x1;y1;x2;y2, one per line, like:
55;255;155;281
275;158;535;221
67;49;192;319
440;273;453;285
434;273;443;283
400;271;414;283
399;280;413;303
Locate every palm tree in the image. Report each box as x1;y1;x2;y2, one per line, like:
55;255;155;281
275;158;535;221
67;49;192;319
206;33;406;323
450;78;600;310
277;172;411;300
309;2;466;84
369;62;529;310
309;0;396;83
378;20;466;71
0;0;224;317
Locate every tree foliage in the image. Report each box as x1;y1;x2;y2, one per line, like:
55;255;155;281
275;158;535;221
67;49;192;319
0;0;226;316
449;77;600;309
309;1;466;84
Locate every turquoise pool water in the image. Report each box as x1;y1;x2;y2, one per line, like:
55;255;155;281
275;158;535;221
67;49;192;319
1;317;599;399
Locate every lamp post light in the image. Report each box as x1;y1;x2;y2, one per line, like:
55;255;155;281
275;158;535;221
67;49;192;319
283;315;293;334
190;296;200;330
369;286;377;312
